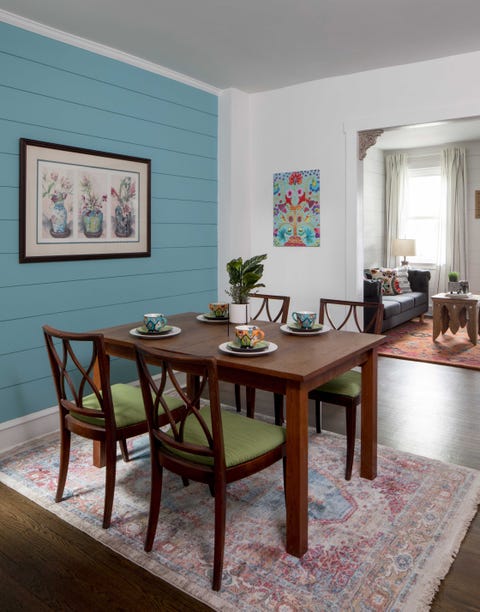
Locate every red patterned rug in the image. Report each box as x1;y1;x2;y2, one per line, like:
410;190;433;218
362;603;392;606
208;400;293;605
1;426;480;610
378;317;480;370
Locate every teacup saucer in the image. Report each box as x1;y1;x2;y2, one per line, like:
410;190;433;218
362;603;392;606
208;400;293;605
129;326;181;339
281;323;330;336
197;314;229;324
218;341;278;357
287;322;323;332
203;312;229;320
227;340;269;353
136;324;173;335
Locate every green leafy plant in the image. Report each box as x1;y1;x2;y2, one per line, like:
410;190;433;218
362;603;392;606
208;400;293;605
448;271;459;282
226;254;267;304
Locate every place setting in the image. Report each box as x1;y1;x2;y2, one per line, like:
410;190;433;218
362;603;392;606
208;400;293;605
129;313;181;339
196;302;230;323
280;310;330;335
218;324;278;357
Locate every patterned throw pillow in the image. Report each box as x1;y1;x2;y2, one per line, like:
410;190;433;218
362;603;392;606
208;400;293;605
394;266;412;293
369;268;401;295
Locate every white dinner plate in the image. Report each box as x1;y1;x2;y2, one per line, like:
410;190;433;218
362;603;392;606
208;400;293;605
218;341;278;356
129;326;181;339
196;314;229;324
280;323;330;336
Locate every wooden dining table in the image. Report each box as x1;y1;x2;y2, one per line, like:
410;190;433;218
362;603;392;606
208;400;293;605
92;312;385;558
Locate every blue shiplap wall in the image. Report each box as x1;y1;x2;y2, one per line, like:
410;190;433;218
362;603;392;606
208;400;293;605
0;22;218;423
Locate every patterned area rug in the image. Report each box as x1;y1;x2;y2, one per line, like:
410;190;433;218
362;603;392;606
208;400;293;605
378;317;480;370
1;429;479;611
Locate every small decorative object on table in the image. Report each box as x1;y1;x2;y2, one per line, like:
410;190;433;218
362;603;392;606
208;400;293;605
226;253;267;324
448;271;460;294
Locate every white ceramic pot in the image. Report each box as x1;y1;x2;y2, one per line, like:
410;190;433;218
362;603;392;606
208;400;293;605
229;302;250;324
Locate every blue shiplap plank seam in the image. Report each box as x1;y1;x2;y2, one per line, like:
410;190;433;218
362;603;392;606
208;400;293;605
0;116;216;161
0;287;216;327
0;49;218;118
2;265;217;290
0;82;216;140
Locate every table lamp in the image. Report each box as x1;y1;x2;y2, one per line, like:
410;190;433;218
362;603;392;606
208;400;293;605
392;238;416;266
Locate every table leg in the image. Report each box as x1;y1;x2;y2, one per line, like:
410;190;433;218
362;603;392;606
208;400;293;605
432;302;442;340
285;383;309;557
360;348;378;479
466;304;478;345
92;358;106;467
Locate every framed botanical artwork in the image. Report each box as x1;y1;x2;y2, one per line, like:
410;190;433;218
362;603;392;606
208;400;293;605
19;139;151;263
273;169;320;247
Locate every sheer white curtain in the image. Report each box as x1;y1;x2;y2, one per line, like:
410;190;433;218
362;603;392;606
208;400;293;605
384;153;408;267
440;147;468;291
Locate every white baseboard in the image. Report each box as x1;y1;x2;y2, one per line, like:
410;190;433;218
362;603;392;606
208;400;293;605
0;406;59;455
0;376;175;456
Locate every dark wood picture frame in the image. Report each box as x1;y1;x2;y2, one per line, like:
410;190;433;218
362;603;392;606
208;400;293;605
19;139;151;263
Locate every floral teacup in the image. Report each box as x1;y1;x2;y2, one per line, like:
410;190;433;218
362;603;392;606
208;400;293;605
144;313;167;332
292;311;317;329
208;302;229;318
235;325;265;348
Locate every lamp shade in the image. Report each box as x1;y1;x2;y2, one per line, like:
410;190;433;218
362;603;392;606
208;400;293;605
392;238;416;257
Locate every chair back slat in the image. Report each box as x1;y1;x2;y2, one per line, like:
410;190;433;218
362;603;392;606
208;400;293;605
135;346;224;466
248;293;290;324
319;298;384;334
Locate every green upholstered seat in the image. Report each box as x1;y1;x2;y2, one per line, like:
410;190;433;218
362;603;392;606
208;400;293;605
166;407;286;467
79;384;183;428
314;370;361;398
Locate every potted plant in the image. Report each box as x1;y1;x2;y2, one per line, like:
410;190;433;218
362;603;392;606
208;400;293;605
448;271;460;294
226;253;267;323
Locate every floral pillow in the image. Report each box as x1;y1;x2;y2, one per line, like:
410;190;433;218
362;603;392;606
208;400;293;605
369;268;401;295
394;266;412;293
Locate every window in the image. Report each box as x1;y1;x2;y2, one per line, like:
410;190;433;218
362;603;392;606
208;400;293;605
403;157;445;265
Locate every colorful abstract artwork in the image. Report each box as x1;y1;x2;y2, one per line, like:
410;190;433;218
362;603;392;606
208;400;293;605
273;169;320;247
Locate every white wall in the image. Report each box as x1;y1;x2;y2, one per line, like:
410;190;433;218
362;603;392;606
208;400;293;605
363;147;385;267
219;50;480;314
464;140;480;292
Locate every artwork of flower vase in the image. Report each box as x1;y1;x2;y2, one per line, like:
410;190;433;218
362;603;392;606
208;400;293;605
114;205;133;237
111;176;136;238
82;211;103;238
50;201;71;238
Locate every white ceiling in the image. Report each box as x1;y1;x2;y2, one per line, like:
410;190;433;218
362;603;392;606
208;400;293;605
2;0;480;93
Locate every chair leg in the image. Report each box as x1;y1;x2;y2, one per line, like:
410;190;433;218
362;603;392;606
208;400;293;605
145;456;163;552
246;387;256;418
315;399;322;433
234;384;242;412
119;439;130;462
55;427;71;503
103;442;117;529
345;405;357;481
212;481;226;591
274;393;284;425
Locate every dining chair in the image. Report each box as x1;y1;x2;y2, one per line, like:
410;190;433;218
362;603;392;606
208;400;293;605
42;325;182;528
134;345;286;591
308;299;384;480
234;293;290;425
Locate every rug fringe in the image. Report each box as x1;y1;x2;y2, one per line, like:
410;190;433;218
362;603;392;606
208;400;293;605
400;470;480;611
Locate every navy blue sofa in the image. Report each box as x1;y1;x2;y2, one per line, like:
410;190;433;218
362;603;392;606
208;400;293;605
364;268;431;332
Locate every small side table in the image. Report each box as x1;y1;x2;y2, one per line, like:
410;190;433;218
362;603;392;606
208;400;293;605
431;293;480;345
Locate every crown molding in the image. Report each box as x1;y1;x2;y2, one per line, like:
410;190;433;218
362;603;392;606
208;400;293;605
0;9;221;96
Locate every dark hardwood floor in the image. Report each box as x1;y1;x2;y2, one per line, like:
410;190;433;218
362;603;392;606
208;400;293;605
0;356;479;610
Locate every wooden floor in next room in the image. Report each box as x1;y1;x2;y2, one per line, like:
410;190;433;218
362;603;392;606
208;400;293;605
0;356;478;611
